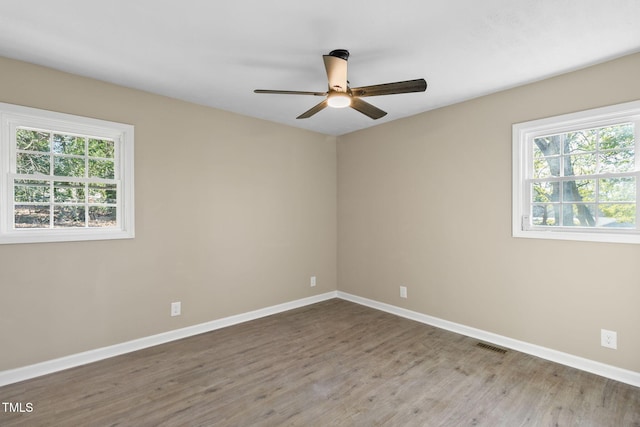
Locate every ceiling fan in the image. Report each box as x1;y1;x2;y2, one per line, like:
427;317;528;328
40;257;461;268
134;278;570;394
254;49;427;120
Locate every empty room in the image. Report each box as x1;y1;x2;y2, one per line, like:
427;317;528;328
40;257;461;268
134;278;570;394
1;1;639;425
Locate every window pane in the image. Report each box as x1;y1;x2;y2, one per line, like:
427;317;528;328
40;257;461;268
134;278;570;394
534;136;561;155
54;206;85;228
532;181;558;203
17;152;50;175
599;124;634;150
598;204;635;228
54;156;85;177
533;155;555;179
88;183;117;204
599;177;635;202
15;205;50;228
599;149;634;173
565;129;597;154
89;159;114;179
564;180;595;202
533;137;560;177
88;138;115;158
53;134;85;155
532;204;558;226
566;153;597;176
563;203;596;227
14;179;50;202
54;181;85;203
89;206;117;227
16;129;50;152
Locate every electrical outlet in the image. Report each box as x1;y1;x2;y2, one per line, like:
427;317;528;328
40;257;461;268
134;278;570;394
400;286;407;299
171;301;181;317
601;329;617;349
310;276;316;287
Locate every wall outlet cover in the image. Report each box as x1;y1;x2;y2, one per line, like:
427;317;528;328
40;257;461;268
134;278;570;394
400;286;407;299
171;301;181;317
601;329;617;349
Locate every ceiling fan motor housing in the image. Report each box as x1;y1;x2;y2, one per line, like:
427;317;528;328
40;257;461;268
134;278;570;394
329;49;349;60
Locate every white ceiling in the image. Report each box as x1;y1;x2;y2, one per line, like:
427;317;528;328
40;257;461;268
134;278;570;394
1;1;639;136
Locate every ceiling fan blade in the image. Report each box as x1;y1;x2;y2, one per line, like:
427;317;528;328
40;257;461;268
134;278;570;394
350;98;387;120
297;99;329;119
323;55;348;93
350;79;427;97
254;89;327;96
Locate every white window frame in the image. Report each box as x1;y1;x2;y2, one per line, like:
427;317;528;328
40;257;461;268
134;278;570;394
513;100;640;244
0;102;134;244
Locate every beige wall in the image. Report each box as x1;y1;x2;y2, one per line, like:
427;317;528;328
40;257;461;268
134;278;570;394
338;52;640;372
0;57;337;370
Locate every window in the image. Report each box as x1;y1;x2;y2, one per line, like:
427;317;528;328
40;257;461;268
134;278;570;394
513;100;640;244
0;103;134;244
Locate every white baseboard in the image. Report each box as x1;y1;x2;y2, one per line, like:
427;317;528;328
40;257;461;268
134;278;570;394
0;291;338;387
337;291;640;388
3;290;638;389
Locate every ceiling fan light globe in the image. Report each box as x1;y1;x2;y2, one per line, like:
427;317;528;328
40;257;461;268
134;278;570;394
327;93;351;108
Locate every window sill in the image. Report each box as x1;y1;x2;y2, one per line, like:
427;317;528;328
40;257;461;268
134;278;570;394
513;228;640;244
0;228;135;245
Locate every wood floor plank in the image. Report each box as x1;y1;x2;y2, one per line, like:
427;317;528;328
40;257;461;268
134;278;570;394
1;299;639;426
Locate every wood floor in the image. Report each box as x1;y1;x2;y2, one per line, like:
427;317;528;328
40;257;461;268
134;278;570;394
1;299;639;426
